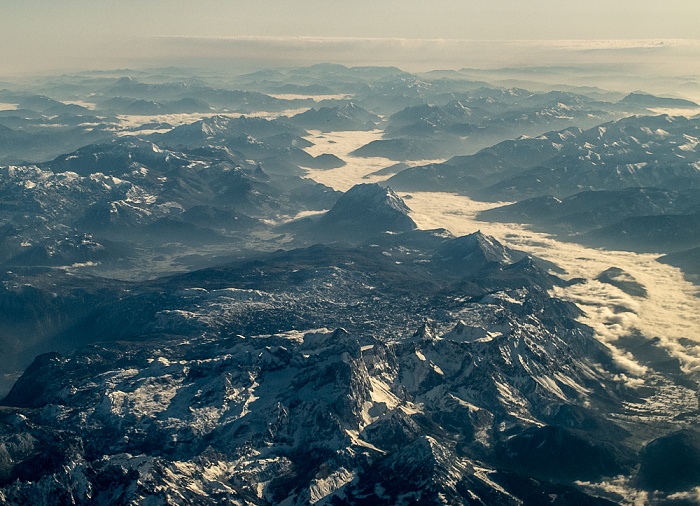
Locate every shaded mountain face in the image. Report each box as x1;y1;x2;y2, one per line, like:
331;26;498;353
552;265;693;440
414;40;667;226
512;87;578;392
285;103;380;132
152;115;308;149
388;115;700;200
433;231;515;277
295;183;417;243
494;425;627;482
361;92;617;159
477;188;700;258
658;247;700;285
17;95;66;112
636;430;700;493
0;118;116;165
618;92;699;110
478;188;700;233
350;137;436;161
595;267;648;297
581;212;700;253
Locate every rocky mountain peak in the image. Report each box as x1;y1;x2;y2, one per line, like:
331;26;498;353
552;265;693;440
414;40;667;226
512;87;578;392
311;184;416;242
412;321;437;341
330;184;411;217
434;230;515;276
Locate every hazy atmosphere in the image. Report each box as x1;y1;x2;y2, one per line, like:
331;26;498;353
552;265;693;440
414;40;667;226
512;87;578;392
1;2;700;505
3;1;700;77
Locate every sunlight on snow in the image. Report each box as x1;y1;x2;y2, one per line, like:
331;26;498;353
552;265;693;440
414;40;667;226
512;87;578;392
302;132;700;372
405;192;700;372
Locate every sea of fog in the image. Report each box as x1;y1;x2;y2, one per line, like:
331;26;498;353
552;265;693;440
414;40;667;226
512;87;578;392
302;129;700;378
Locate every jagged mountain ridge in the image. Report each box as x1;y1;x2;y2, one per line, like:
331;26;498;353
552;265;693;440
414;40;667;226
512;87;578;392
1;230;696;504
388;114;700;200
0;235;631;505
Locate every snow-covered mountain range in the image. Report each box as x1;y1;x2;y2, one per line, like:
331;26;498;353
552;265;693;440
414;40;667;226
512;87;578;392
0;64;698;505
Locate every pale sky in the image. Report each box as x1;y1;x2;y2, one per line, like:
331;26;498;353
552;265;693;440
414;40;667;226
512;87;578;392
2;0;699;75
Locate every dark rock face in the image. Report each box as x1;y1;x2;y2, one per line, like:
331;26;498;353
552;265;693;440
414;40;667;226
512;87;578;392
495;425;627;482
434;231;516;277
637;430;700;493
595;267;647;297
1;352;67;408
302;153;346;169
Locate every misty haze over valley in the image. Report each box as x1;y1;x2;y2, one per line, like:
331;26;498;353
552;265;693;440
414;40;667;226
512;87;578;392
0;2;699;504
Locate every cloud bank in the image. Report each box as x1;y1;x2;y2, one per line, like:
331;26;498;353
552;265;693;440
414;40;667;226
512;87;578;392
301;130;700;379
401;192;700;375
153;36;700;72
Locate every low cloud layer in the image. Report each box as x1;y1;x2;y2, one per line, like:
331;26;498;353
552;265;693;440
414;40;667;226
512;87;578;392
402;191;700;375
301;134;700;379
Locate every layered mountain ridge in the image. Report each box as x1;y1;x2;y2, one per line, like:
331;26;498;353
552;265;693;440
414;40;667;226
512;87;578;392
0;64;698;505
0;229;697;504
